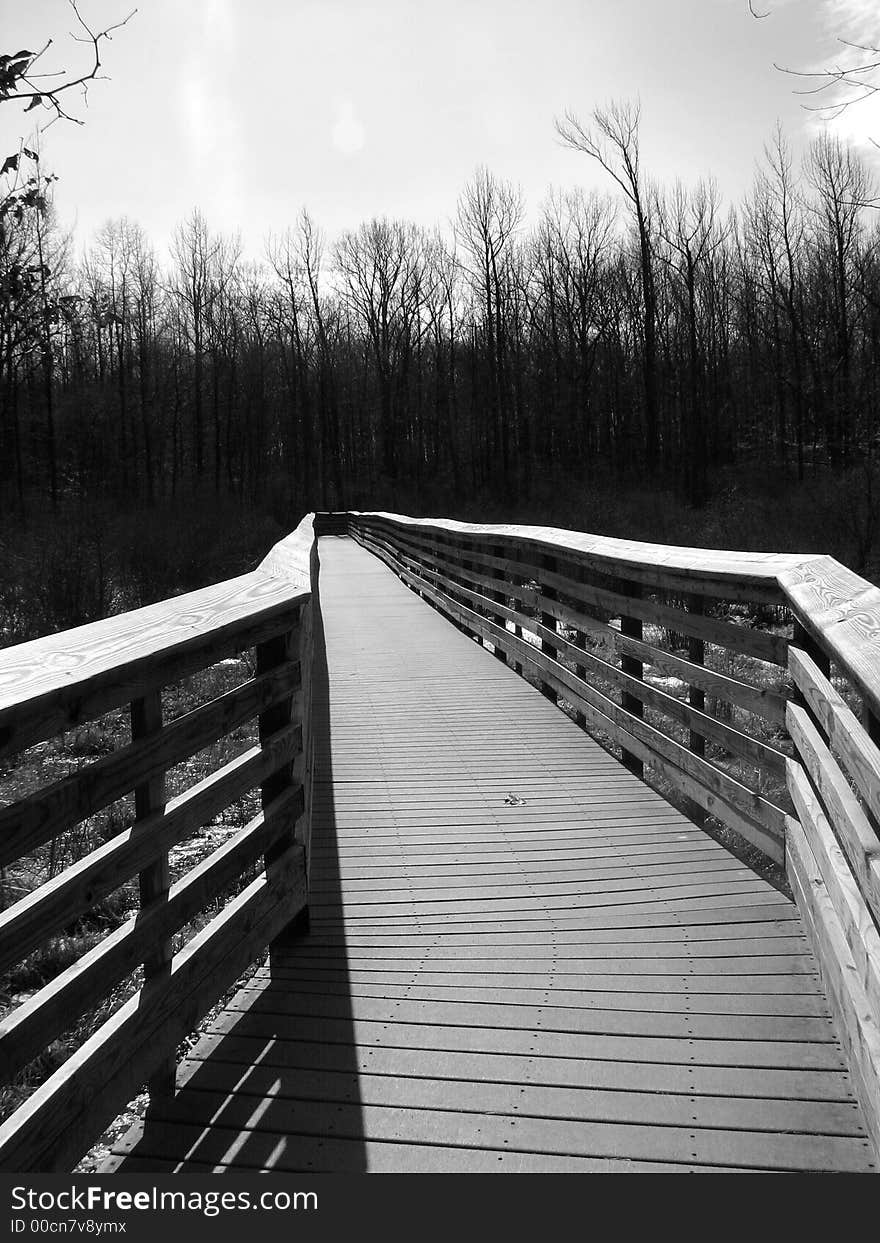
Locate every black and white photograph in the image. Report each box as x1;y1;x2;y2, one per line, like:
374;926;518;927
0;0;879;1201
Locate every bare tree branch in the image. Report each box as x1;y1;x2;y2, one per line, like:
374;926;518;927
0;1;136;128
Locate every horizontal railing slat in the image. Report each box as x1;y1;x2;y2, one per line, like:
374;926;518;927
0;723;301;976
786;760;880;1021
786;817;880;1159
0;574;305;760
786;702;880;931
0;784;303;1083
0;661;302;869
378;524;789;665
789;647;880;825
410;542;788;725
388;541;788;779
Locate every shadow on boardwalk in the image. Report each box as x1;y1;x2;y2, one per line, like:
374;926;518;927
116;546;368;1172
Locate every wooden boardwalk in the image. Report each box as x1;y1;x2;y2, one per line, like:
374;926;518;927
105;537;877;1173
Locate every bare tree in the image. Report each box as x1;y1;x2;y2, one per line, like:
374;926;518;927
658;179;727;504
171;210;222;480
456;167;524;481
556;100;660;471
335;218;428;485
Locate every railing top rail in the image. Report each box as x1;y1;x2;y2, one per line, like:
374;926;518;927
348;510;806;583
348;511;880;722
0;514;317;759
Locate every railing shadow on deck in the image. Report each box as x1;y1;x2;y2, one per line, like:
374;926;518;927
124;562;369;1172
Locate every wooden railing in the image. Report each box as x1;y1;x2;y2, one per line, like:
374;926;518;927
0;514;320;1172
340;509;880;1156
2;507;879;1168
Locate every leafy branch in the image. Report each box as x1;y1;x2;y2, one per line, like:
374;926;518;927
0;0;136;127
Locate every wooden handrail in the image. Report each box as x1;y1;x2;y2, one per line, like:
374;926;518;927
0;513;319;1171
340;508;880;1159
344;510;880;722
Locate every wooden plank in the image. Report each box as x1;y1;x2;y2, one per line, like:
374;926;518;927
789;645;880;825
204;1003;846;1071
252;975;826;1015
786;816;880;1159
780;556;880;725
257;513;315;589
537;618;787;776
305;881;780;920
183;1029;854;1102
0;662;301;869
104;1088;875;1172
0;723;300;975
311;856;750;891
171;1057;865;1136
265;943;816;970
308;856;752;889
0;846;306;1172
613;630;787;726
268;915;805;943
106;1126;713;1173
305;890;791;926
787;703;880;929
787;759;880;1025
293;901;802;934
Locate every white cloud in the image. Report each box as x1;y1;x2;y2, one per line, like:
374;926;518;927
798;0;880;155
331;97;366;156
820;0;878;34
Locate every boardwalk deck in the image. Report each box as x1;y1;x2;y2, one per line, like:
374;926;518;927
104;537;877;1173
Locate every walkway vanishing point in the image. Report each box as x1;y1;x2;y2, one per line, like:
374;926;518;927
1;513;879;1172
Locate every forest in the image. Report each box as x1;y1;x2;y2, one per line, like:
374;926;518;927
2;99;880;643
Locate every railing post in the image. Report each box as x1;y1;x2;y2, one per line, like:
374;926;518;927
793;622;830;680
793;621;831;735
573;565;587;729
442;538;463;636
131;689;175;1107
511;576;524;676
256;623;306;953
574;626;588;730
462;544;481;643
492;543;508;664
619;579;644;778
687;594;707;826
540;554;558;702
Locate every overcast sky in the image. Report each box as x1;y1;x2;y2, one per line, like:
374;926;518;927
2;0;879;263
